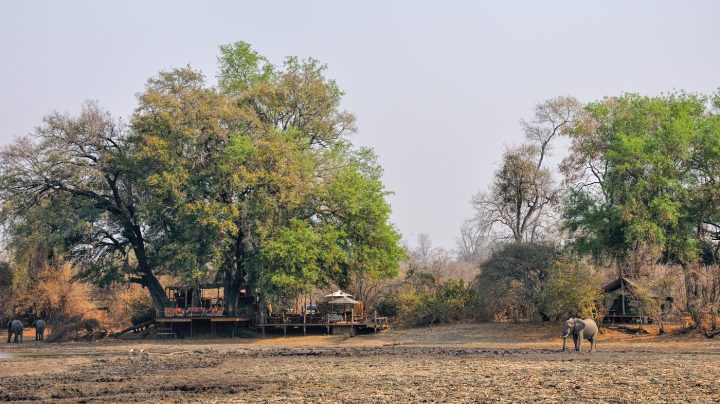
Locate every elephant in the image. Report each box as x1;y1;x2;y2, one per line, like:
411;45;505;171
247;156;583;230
7;320;23;343
35;320;46;341
562;318;598;352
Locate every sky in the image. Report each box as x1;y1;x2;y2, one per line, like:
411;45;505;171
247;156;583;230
1;1;719;250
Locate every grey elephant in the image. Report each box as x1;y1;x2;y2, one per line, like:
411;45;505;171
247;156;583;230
35;320;46;341
7;320;23;343
562;318;598;352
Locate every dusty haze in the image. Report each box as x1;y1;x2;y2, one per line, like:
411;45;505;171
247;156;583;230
1;0;719;248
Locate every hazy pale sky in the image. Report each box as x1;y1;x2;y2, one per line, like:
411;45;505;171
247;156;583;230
1;1;719;249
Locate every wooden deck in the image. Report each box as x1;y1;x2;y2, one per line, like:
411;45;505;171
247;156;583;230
258;319;389;336
155;316;251;337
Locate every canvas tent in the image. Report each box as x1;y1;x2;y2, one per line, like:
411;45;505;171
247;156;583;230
603;277;673;324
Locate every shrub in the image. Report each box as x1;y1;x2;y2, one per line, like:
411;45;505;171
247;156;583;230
376;268;475;326
411;279;474;326
473;242;560;321
537;259;603;320
128;291;156;325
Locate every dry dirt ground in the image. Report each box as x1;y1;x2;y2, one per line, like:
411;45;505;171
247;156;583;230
1;323;720;403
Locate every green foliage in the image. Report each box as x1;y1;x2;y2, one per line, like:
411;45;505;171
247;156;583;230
537;260;603;320
473;242;560;321
562;92;711;275
217;41;275;93
0;42;402;313
413;279;474;325
128;291;156;325
375;267;474;326
129;43;403;306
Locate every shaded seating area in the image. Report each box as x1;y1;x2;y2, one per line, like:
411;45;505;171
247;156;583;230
156;283;253;337
260;289;387;336
164;284;227;318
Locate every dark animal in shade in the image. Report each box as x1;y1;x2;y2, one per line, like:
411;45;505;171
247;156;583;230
7;320;23;343
35;320;46;341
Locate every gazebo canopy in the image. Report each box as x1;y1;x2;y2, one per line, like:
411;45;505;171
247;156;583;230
328;296;360;305
325;290;353;298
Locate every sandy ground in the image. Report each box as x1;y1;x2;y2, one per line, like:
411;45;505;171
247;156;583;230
1;323;719;402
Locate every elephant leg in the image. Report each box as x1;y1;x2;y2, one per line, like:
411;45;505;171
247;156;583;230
573;334;579;351
576;332;583;351
562;337;566;351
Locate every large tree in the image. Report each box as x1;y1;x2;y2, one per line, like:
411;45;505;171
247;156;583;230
0;103;169;309
560;92;716;312
0;42;404;314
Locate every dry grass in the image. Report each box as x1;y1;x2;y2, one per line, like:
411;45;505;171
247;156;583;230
1;323;719;402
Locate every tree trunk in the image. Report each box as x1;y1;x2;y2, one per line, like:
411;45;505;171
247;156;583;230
139;272;168;312
682;264;702;327
123;220;168;311
224;231;246;316
224;272;242;316
129;271;167;312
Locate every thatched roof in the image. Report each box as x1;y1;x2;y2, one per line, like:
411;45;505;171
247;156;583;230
325;290;353;298
327;296;360;304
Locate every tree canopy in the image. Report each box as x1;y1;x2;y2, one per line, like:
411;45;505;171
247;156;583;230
560;91;720;312
0;41;404;312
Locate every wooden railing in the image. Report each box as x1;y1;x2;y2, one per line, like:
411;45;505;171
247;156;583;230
160;307;251;318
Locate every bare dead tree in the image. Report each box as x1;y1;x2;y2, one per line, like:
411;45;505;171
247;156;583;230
471;144;556;242
521;95;581;169
471;97;579;242
349;273;398;311
415;233;433;264
455;221;486;263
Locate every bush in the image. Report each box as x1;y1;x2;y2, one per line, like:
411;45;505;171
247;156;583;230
537;259;603;320
376;283;427;321
0;246;150;333
376;268;475;326
629;275;678;333
473;242;560;321
411;279;474;326
129;291;156;325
